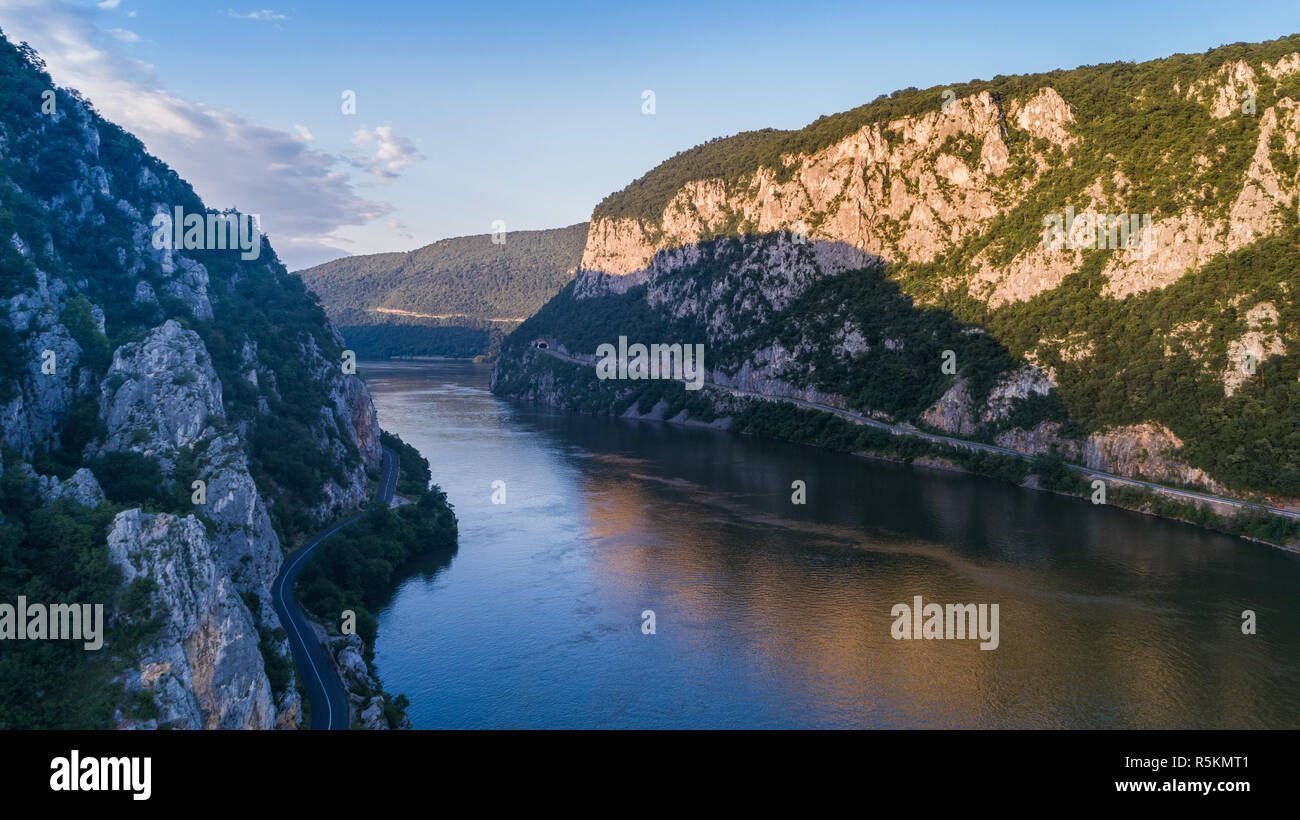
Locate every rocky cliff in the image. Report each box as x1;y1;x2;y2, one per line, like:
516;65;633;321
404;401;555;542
496;34;1300;512
0;32;380;728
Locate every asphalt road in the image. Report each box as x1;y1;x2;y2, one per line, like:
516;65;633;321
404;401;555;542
271;446;399;731
531;345;1300;522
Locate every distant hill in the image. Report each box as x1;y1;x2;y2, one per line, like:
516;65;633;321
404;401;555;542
295;223;588;358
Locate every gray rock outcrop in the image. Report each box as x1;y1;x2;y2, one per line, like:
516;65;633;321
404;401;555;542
108;509;274;730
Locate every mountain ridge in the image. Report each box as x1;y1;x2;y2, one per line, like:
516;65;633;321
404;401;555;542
493;32;1300;546
296;223;587;359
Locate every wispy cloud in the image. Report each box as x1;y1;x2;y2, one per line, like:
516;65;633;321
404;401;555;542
97;0;120;9
0;0;391;269
386;218;414;240
224;8;288;22
348;124;426;181
105;27;139;42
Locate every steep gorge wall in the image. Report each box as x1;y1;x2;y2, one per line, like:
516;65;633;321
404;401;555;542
498;37;1300;503
0;35;380;727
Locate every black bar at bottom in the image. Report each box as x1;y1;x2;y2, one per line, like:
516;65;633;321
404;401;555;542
0;729;1288;807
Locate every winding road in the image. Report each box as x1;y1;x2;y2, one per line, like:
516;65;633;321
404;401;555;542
530;345;1300;523
271;446;399;731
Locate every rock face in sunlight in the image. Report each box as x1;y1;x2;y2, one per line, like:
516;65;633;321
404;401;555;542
496;34;1300;509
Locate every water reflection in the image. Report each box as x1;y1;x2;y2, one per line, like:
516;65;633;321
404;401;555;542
362;360;1300;729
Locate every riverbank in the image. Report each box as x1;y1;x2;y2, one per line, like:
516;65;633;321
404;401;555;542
289;432;458;729
502;348;1300;551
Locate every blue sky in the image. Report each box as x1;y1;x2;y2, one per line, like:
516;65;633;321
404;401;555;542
3;0;1299;268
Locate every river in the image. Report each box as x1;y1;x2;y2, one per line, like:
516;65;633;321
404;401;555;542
361;359;1300;728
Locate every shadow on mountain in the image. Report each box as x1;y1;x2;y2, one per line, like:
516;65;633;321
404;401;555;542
497;234;1061;426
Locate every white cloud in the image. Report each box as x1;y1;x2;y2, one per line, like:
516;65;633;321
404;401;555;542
97;0;120;8
348;124;426;181
0;0;391;269
225;8;288;22
294;124;314;141
105;27;139;42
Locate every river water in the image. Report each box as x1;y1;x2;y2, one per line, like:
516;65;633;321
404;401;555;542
361;360;1300;729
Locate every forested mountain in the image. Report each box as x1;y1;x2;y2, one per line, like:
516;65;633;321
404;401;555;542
295;224;587;358
0;31;452;728
495;33;1300;545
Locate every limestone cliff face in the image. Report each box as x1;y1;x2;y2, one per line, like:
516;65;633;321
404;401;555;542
1082;424;1226;492
579;76;1300;309
12;462;107;507
108;510;274;730
498;39;1300;504
919;365;1057;436
0;37;380;728
92;320;224;468
0;268;88;457
579;89;1050;279
299;328;381;519
325;633;411;730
